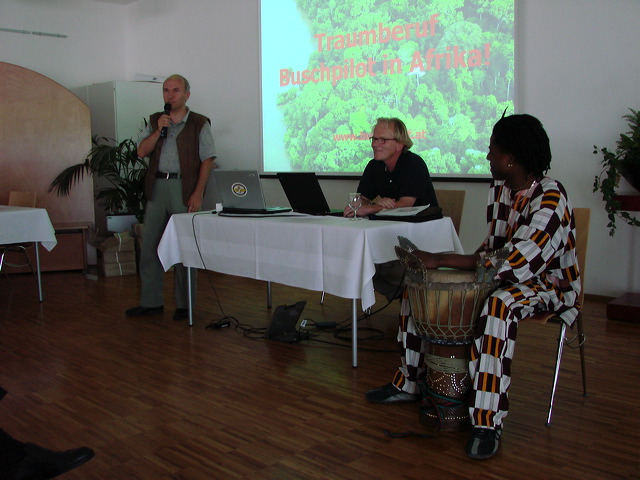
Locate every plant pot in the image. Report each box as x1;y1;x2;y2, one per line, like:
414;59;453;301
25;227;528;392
619;162;640;192
106;214;138;234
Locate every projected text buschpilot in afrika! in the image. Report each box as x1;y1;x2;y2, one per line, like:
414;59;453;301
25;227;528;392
278;16;491;87
279;44;491;87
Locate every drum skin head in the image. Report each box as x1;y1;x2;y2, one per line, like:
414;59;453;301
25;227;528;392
405;269;498;343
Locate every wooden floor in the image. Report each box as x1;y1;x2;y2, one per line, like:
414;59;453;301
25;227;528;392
1;270;639;480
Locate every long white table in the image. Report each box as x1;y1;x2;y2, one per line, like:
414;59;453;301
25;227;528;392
157;212;463;366
0;206;58;301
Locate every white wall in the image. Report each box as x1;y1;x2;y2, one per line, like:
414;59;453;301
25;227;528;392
125;0;263;172
516;0;640;297
1;0;128;87
2;0;639;297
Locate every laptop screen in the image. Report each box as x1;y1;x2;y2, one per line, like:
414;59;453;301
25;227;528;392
215;170;291;214
277;172;333;215
215;170;266;210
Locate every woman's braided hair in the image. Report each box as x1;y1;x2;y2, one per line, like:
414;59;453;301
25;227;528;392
492;114;552;176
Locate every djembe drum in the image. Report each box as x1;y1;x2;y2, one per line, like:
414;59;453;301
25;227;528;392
396;239;498;432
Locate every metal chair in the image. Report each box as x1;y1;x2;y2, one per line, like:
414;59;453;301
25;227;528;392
524;207;590;425
0;191;38;277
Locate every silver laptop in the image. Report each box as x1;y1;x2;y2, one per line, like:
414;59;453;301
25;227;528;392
214;170;291;214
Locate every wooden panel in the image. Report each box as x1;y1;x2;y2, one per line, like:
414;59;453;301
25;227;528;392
4;224;89;273
8;191;37;208
435;189;465;234
0;62;93;224
615;194;640;212
607;292;640;322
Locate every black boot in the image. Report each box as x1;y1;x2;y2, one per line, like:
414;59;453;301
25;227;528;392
8;442;94;480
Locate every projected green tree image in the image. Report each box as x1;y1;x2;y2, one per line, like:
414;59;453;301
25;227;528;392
262;0;514;175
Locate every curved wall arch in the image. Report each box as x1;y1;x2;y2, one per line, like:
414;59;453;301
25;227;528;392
0;62;93;224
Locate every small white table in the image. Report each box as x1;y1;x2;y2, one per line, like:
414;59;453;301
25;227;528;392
157;212;463;366
0;206;58;301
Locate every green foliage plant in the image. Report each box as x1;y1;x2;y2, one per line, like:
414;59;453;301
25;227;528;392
49;136;148;223
593;108;640;236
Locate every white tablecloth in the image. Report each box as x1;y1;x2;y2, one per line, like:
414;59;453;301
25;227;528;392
0;206;57;251
158;212;463;311
0;205;57;302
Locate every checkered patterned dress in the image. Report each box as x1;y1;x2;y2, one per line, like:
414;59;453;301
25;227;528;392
391;177;581;430
469;177;581;428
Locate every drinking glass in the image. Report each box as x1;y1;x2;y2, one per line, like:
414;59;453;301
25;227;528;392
347;192;362;220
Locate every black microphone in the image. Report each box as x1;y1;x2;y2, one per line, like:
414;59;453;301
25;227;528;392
160;103;171;138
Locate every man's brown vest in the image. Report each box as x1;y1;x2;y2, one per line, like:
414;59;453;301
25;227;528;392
145;111;211;206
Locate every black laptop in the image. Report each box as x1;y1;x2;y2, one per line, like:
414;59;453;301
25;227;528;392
277;172;344;216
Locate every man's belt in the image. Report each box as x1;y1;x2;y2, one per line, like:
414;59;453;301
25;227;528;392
155;171;181;179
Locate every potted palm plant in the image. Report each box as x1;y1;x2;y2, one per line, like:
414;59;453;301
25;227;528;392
593;108;640;236
49;136;148;223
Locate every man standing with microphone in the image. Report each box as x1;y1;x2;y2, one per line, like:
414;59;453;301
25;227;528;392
126;74;217;321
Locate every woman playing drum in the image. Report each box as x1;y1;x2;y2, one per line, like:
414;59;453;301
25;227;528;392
365;114;581;460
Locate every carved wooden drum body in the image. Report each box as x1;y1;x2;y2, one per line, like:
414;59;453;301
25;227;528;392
405;269;498;431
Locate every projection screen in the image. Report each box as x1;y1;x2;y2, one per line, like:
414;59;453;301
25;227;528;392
260;0;515;177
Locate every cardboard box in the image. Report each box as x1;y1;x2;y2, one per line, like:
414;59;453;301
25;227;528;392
94;231;135;252
99;259;137;277
101;250;136;265
132;223;144;239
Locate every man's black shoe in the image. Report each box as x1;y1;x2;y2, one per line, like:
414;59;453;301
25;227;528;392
365;383;418;404
125;305;164;317
173;308;189;321
466;427;501;460
12;443;94;479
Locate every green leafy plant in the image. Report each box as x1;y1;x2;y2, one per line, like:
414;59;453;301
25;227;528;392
593;108;640;236
49;136;148;223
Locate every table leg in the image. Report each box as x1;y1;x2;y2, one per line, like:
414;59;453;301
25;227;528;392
352;299;358;368
267;281;272;308
187;267;193;327
35;241;43;302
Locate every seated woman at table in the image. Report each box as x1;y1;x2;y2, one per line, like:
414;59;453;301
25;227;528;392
365;114;581;460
